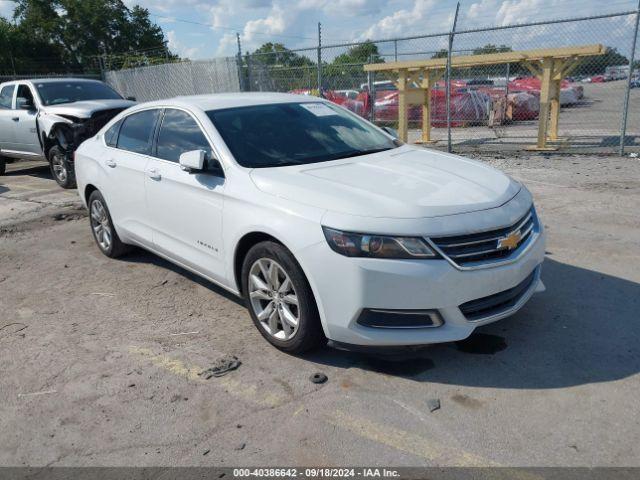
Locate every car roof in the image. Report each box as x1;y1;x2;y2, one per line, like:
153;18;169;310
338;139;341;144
134;92;325;112
29;78;104;84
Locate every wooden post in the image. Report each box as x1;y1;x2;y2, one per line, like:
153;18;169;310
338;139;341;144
420;70;432;143
548;76;561;141
397;68;408;142
528;57;557;151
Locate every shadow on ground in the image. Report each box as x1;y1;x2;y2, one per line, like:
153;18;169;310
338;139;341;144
111;246;640;390
305;258;640;389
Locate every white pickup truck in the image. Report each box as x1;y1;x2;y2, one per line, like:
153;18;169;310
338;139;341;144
0;78;135;188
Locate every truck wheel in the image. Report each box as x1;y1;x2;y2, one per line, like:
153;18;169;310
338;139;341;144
0;157;6;176
48;146;76;189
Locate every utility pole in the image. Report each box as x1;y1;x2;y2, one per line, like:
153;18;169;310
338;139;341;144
317;22;323;97
446;2;460;153
619;0;640;155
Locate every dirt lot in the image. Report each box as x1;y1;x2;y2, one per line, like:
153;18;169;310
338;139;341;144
1;153;639;467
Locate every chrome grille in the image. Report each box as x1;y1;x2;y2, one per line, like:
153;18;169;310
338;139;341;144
429;208;536;268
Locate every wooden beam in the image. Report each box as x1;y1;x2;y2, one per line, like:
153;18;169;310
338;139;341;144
417;70;434;144
364;44;605;72
522;60;542;78
548;76;561;141
528;57;558;151
397;69;408;143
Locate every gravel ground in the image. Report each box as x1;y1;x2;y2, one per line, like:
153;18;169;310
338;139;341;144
1;153;639;467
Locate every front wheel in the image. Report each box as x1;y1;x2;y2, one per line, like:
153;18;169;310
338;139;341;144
48;146;76;189
0;157;6;175
241;241;325;353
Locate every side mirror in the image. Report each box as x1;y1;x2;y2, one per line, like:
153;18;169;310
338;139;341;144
179;150;206;173
126;96;137;102
17;97;35;110
381;126;399;139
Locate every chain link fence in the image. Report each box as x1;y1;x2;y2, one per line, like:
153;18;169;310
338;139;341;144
105;58;240;102
101;8;640;155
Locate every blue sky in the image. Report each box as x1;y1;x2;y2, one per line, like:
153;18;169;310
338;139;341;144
1;0;638;59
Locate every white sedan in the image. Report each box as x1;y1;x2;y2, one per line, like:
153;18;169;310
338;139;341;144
75;93;545;353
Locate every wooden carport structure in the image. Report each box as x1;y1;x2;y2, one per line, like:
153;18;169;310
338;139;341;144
364;44;606;150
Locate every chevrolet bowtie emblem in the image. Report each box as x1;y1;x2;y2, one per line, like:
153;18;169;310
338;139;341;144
497;230;522;250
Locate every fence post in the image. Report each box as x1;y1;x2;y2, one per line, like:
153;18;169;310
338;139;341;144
236;32;245;92
446;2;460;153
317;22;323;97
619;1;640;156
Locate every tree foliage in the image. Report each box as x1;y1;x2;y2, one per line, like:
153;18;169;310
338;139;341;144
0;0;172;74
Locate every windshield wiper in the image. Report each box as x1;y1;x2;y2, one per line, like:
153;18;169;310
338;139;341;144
327;147;394;161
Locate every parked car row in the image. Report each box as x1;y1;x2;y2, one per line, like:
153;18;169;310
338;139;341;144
1;78;546;354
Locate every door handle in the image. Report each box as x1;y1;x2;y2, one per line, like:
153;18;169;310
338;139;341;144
147;168;161;180
11;117;19;122
105;159;117;168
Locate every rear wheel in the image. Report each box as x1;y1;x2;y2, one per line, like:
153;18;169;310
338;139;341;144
241;241;325;353
0;157;6;175
48;145;76;189
88;190;131;258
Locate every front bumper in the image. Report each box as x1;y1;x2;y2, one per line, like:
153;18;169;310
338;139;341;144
298;227;545;347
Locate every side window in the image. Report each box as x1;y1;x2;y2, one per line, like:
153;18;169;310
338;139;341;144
156;109;213;165
15;84;35;109
0;85;15;109
104;119;122;147
117;110;159;155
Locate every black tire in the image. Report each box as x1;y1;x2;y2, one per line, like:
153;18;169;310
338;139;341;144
88;190;131;258
241;241;325;353
48;145;76;189
0;157;6;175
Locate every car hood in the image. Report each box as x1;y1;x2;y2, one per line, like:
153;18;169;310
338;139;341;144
42;99;136;119
249;145;521;219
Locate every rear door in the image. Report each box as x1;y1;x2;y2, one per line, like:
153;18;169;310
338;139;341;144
145;108;226;282
11;84;42;156
0;84;17;151
101;108;160;246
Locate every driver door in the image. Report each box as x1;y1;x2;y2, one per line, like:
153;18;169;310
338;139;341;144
145;108;226;283
11;84;42;157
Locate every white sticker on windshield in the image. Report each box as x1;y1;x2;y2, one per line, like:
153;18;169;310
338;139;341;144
300;103;337;116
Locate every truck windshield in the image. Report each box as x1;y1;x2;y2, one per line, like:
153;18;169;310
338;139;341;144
206;102;398;168
35;81;123;106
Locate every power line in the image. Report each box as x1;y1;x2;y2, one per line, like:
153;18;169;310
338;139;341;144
148;12;319;41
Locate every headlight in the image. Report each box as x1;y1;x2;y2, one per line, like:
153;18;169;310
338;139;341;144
322;227;438;259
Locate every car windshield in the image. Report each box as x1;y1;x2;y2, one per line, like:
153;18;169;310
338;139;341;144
206;102;398;168
35;81;123;106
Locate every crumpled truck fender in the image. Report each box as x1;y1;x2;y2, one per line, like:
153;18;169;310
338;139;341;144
38;113;76;151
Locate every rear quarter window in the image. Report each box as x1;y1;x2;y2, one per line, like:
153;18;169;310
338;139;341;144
116;110;159;155
104;120;122;147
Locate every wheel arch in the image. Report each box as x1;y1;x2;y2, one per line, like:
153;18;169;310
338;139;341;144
84;183;98;206
233;231;283;294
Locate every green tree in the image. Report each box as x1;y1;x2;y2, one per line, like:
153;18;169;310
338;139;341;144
5;0;172;73
572;47;629;76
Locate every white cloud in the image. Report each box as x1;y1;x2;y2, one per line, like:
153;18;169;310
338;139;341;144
495;0;544;26
0;0;15;18
167;30;202;59
359;0;437;39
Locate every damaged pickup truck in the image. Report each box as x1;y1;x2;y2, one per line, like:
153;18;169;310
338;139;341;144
0;78;135;188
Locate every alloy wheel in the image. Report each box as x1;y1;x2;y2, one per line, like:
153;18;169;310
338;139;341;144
51;152;67;183
90;199;112;252
248;258;300;341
